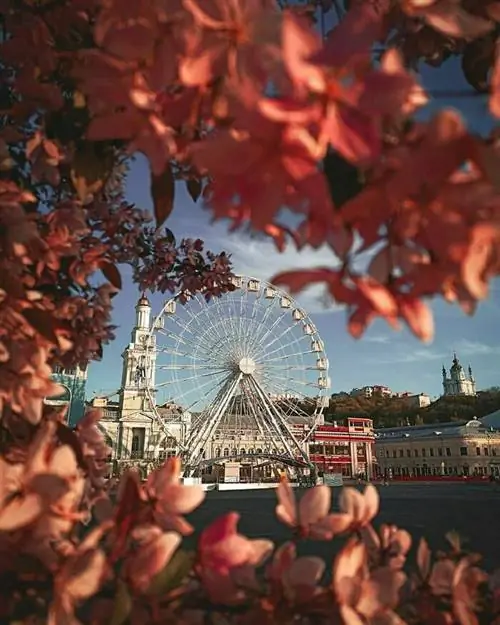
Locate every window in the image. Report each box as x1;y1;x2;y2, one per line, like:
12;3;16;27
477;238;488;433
406;449;411;457
414;449;419;457
131;427;145;459
484;447;489;456
446;447;451;456
392;450;397;458
399;449;404;457
493;449;497;456
476;447;481;456
421;448;426;457
429;448;434;456
438;447;443;456
460;447;468;456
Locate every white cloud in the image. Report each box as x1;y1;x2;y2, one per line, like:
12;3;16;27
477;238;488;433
366;339;500;365
212;230;344;315
363;335;392;344
455;340;500;357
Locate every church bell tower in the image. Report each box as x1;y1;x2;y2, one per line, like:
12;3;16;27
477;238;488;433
119;294;156;416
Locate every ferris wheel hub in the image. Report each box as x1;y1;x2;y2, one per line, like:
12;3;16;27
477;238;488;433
239;357;256;375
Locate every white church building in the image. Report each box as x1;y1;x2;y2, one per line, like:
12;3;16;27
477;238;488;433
442;353;477;397
90;295;190;475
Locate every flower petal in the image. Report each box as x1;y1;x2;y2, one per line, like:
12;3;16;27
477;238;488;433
286;556;325;587
0;493;42;530
162;484;205;514
299;484;331;526
275;477;297;526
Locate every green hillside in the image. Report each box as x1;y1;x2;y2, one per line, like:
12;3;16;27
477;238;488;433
324;389;500;429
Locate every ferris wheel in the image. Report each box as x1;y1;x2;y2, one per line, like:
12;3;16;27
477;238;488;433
146;275;330;475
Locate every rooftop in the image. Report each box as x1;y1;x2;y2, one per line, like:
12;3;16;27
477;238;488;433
375;412;500;441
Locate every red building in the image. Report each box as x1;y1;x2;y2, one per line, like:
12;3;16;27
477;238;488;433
306;417;375;478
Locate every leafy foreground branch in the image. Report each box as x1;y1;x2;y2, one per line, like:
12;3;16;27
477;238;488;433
0;406;498;625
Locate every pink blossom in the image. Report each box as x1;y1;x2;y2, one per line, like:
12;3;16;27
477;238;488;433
268;541;325;604
123;525;181;593
333;538;406;624
338;483;380;530
143;457;205;535
198;512;273;604
275;478;351;539
51;546;109;624
199;512;273;574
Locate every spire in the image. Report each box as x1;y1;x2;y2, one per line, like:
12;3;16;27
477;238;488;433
442;364;446;377
468;364;474;379
453;351;458;365
137;292;150;307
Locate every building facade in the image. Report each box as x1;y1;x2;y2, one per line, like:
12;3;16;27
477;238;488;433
442;353;476;396
374;417;500;478
399;393;431;408
89;295;376;481
45;364;88;426
350;385;392;398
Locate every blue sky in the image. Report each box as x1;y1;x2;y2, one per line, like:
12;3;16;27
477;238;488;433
85;56;500;401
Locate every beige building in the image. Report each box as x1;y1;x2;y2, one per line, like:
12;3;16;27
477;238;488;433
375;415;500;478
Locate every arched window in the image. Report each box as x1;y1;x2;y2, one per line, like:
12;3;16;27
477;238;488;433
223;448;229;456
215;448;221;457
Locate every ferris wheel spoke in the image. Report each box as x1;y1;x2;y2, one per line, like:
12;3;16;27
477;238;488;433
184;372;243;468
236;290;263;357
255;341;312;366
260;372;320;390
260;348;315;364
259;363;315;371
155;369;227;390
245;306;290;358
258;323;308;360
247;374;309;462
157;364;227;372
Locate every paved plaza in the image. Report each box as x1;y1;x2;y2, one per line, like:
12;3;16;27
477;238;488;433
188;482;500;571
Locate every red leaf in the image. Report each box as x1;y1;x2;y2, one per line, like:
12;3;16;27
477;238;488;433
186;178;202;202
347;304;375;339
271;269;340;294
101;262;122;290
22;308;59;344
398;295;434;343
151;165;175;227
352;276;398;317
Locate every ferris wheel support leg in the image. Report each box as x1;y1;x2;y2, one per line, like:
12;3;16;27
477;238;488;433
183;374;239;453
182;373;243;476
249;375;312;466
143;385;187;458
248;376;297;459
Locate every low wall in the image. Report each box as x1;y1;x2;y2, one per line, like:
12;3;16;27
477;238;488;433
216;482;299;491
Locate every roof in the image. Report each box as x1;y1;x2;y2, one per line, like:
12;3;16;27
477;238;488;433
480;409;500;429
375;416;498;442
